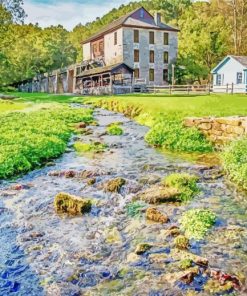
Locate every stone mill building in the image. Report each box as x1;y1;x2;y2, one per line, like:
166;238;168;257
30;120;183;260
19;7;179;95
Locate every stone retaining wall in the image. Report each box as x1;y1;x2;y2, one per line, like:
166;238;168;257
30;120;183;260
184;116;247;146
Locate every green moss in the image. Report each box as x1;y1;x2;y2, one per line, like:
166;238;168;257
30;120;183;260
163;173;200;202
0;105;93;179
179;259;193;270
222;137;247;190
107;124;124;136
74;141;107;153
126;201;146;218
179;209;216;240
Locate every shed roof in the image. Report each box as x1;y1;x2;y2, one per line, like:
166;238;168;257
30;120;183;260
77;63;133;78
212;55;247;73
82;7;179;44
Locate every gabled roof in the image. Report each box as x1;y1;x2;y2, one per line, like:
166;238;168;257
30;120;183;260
82;7;179;44
211;55;247;73
77;62;133;77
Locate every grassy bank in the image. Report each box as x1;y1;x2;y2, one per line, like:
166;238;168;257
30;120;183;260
0;96;92;179
85;93;247;189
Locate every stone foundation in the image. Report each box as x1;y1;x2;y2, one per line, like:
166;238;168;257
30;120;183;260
184;116;247;146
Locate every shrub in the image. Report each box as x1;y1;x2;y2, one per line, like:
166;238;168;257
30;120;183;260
163;173;200;202
222;137;247;190
179;209;216;240
107;124;123;136
145;119;213;153
0;106;93;179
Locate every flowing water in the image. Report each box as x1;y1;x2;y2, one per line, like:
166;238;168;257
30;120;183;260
0;107;246;296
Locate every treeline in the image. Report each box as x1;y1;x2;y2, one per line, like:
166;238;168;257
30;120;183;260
0;0;247;87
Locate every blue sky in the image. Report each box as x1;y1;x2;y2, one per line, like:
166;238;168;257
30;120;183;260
24;0;130;30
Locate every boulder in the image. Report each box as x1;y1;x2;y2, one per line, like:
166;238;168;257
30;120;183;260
137;185;180;204
146;207;169;223
54;192;91;215
104;178;126;193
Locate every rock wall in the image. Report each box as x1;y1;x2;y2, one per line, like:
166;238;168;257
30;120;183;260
184;116;247;146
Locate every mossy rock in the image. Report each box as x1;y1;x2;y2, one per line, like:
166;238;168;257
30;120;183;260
136;185;181;204
146;207;169;223
174;235;190;250
204;279;234;294
179;259;193;270
162;173;200;202
104;178;126;193
54;192;92;215
135;243;152;255
107;123;124;136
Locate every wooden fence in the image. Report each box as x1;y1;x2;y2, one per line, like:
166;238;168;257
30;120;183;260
146;84;212;95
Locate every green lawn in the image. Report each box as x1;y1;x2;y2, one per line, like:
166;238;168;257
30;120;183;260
86;93;247;118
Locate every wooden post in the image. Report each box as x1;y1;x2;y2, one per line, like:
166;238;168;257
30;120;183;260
231;83;234;94
169;85;172;95
226;83;229;93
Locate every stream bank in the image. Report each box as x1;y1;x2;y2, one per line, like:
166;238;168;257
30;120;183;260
0;107;246;295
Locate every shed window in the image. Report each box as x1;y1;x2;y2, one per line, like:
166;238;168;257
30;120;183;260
163;69;168;82
236;72;243;84
164;33;169;45
150;50;154;63
99;41;104;53
149;31;155;44
134;68;139;79
114;32;117;45
149;69;154;81
216;74;222;86
164;51;169;63
134;49;139;63
134;30;139;43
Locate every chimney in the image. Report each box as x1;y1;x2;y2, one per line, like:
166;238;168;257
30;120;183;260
154;12;161;26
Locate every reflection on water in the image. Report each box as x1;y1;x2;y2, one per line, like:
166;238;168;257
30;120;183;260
0;108;246;295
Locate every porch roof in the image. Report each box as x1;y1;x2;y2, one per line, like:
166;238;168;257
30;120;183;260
77;63;133;78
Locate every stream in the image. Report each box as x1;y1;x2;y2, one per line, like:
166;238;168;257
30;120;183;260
0;107;246;296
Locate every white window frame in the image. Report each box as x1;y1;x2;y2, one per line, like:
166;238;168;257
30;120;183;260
236;72;243;84
216;74;222;86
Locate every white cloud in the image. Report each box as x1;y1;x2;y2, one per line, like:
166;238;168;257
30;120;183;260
23;0;130;30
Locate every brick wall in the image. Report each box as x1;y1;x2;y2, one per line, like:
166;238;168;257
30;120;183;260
184;116;247;146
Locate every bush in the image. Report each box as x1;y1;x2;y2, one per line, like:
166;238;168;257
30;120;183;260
145;119;213;153
163;173;200;202
179;209;216;240
222;137;247;190
0;106;93;179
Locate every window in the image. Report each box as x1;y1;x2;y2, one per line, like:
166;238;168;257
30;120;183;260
164;51;169;63
237;72;243;84
149;31;154;44
134;68;139;79
164;33;169;45
93;44;97;53
216;74;222;86
114;32;117;45
163;69;168;82
150;50;154;63
134;30;139;43
99;41;104;53
149;69;154;81
134;49;139;63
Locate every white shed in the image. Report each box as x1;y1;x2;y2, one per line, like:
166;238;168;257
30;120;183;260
211;55;247;93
